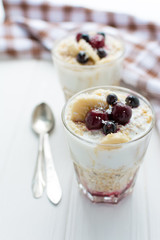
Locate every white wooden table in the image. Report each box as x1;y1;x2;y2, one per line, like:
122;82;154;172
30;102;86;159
0;59;160;240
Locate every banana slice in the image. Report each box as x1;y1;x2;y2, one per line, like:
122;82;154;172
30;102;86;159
67;40;79;57
100;132;130;144
70;93;107;122
78;39;100;63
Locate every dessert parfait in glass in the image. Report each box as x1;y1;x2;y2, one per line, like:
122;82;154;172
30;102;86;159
62;86;154;203
53;32;124;100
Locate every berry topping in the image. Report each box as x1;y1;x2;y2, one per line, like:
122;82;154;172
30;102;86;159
76;51;89;64
103;121;117;135
89;34;105;49
111;102;132;125
76;33;90;42
81;33;90;42
85;109;109;130
125;95;140;108
97;48;107;58
97;32;105;38
107;94;118;105
76;33;82;42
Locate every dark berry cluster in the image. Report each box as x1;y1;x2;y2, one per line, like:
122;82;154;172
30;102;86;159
76;32;107;64
85;93;140;135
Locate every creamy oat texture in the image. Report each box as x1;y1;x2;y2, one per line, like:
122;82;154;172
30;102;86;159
54;35;124;66
65;89;152;144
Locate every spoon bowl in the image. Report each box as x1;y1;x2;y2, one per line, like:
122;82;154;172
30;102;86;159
32;103;54;135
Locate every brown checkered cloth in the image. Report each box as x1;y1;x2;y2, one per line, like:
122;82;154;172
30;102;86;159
1;0;160;133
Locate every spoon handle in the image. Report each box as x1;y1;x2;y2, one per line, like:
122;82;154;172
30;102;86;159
32;134;45;198
44;133;62;205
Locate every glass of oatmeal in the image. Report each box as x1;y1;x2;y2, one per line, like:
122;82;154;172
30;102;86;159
62;86;154;204
52;32;125;100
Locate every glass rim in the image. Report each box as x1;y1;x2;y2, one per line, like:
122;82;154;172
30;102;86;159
52;33;125;69
61;85;155;147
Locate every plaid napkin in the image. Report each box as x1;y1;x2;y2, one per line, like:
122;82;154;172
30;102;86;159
0;0;160;133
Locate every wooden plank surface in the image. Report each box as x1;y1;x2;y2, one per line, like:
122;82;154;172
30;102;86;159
0;60;159;240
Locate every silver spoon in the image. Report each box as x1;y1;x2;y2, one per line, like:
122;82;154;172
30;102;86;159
32;103;62;204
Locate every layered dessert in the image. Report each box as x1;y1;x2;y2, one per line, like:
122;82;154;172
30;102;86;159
53;32;124;100
62;86;154;203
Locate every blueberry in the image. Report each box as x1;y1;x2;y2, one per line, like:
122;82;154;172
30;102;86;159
111;102;132;125
107;94;118;105
81;33;90;42
125;95;140;108
97;48;107;58
97;32;105;38
103;121;117;135
85;109;109;130
76;51;89;64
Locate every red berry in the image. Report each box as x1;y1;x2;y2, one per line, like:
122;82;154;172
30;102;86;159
76;33;82;42
85;109;109;130
112;102;132;125
89;34;105;49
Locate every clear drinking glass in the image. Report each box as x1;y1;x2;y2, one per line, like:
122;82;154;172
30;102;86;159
52;34;125;100
62;86;155;204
